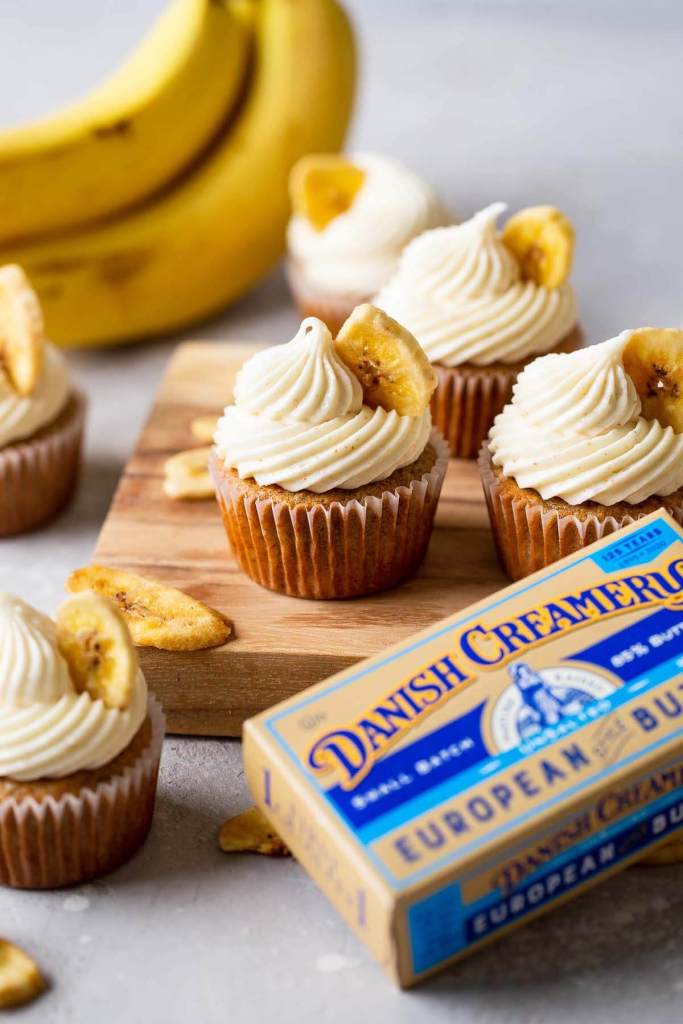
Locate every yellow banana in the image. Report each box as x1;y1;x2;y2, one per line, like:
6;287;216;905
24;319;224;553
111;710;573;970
0;0;251;244
0;0;355;347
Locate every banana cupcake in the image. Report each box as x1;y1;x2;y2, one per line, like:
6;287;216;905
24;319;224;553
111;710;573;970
0;591;165;889
480;329;683;580
375;202;581;458
210;307;448;599
0;264;85;536
286;153;445;334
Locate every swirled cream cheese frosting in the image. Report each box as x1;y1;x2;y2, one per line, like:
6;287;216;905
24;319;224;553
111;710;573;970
375;202;577;367
214;317;432;492
0;342;71;447
488;332;683;505
0;594;147;782
287;153;445;300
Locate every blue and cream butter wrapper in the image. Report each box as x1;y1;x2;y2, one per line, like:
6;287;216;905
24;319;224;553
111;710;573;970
244;511;683;986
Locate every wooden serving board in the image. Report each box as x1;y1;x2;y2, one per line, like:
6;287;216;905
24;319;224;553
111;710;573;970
95;342;506;736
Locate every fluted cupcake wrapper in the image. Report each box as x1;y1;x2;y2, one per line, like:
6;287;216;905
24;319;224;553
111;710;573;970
0;391;86;537
432;363;516;460
285;259;372;336
433;327;585;460
0;696;165;890
478;443;683;580
211;431;449;600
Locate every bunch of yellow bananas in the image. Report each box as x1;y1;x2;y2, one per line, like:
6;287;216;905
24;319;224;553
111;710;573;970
0;0;356;347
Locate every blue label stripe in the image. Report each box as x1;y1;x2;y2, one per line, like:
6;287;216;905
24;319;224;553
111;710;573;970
408;785;683;974
358;652;682;847
389;716;683;888
590;520;680;572
325;704;487;831
323;607;682;835
258;516;683;893
568;607;683;679
463;788;683;943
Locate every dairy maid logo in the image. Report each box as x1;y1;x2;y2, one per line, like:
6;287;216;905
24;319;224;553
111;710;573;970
490;661;616;751
305;557;682;790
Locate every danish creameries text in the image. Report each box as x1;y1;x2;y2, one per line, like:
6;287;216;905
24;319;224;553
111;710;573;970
307;559;683;789
490;761;683;894
246;513;683;986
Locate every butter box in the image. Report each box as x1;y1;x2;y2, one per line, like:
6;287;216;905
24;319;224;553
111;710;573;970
243;511;683;987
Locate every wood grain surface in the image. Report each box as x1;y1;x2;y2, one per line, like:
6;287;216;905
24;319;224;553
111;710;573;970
94;342;506;736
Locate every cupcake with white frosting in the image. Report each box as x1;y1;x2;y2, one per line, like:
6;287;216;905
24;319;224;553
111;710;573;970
0;265;85;536
479;330;683;580
0;592;165;889
375;202;581;458
210;312;448;599
286;153;445;335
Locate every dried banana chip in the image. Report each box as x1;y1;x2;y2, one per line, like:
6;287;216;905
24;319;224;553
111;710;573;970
164;446;214;501
66;565;231;651
191;415;220;444
0;264;44;396
0;940;45;1009
502;206;574;289
336;303;437;416
290;154;366;232
623;328;683;434
57;591;138;709
219;806;291;857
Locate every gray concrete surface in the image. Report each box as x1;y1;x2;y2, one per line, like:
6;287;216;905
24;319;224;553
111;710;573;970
0;2;682;1021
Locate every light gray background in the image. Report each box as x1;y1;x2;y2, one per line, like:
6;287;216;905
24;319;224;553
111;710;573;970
1;2;682;1021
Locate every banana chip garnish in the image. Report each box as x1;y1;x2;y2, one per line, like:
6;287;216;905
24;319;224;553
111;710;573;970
335;303;437;416
66;565;231;651
57;591;138;710
218;807;291;857
623;328;683;434
290;154;366;232
0;940;46;1009
190;415;220;444
0;264;44;396
502;206;574;289
164;446;214;501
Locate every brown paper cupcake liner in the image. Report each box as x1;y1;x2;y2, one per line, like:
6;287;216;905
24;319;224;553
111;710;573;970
0;391;86;538
0;696;165;890
478;444;683;581
433;326;585;460
432;362;517;460
210;431;449;599
285;259;372;336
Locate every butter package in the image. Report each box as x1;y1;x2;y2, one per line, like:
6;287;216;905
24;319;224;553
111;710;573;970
243;511;683;987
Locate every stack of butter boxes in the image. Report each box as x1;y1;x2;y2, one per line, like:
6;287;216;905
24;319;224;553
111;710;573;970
244;511;683;987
